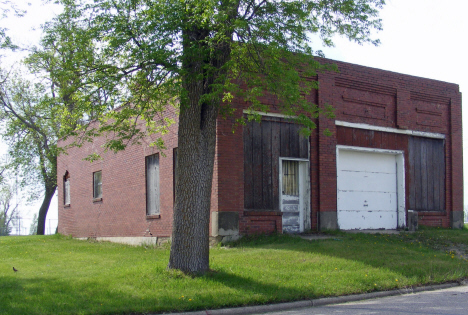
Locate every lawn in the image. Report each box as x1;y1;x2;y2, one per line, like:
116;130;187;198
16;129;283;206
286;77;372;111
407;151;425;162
1;229;468;315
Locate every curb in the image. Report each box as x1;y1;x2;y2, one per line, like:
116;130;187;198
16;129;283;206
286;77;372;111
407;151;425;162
162;282;465;315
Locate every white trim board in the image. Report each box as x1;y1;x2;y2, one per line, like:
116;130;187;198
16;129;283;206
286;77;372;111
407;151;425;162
335;121;445;140
242;110;297;119
336;145;404;155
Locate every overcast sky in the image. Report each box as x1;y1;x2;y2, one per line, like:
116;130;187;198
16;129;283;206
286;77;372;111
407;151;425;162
1;0;467;233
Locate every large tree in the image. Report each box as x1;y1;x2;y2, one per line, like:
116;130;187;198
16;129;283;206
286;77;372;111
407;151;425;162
50;0;385;273
0;72;61;235
0;13;101;234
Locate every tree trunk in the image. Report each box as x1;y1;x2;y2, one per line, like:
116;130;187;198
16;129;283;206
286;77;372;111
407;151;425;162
167;75;219;273
168;26;232;273
168;109;218;273
36;185;57;235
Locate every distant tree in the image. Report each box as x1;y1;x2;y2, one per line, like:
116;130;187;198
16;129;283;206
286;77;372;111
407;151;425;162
0;71;59;235
49;0;385;273
29;212;37;235
0;183;18;236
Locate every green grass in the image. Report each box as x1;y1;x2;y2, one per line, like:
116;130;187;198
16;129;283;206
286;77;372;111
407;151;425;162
1;230;468;315
393;224;468;256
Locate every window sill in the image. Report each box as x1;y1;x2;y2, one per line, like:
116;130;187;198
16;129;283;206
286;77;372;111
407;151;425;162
146;214;161;219
243;210;283;216
64;204;71;208
93;198;103;203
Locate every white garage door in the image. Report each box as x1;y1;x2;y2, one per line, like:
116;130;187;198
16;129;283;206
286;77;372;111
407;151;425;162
337;150;398;230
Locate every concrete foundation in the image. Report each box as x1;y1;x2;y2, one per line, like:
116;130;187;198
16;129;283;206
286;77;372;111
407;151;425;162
75;236;169;246
209;234;242;246
451;211;464;229
319;212;338;231
407;210;418;231
211;211;239;236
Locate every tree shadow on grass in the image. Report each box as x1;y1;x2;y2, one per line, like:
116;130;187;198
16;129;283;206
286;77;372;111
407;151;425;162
227;233;468;283
0;275;184;315
0;270;311;315
0;276;126;315
203;269;313;304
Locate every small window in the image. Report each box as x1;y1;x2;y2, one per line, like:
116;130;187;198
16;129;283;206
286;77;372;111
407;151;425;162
93;171;102;199
64;171;70;205
282;160;299;196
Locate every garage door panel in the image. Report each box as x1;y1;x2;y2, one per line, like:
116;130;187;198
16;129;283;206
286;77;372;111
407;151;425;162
339;151;397;173
338;171;397;192
338;210;397;230
338;191;397;211
337;149;399;230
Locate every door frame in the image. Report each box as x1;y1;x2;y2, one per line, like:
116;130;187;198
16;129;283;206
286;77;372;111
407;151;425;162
336;145;406;229
279;157;310;233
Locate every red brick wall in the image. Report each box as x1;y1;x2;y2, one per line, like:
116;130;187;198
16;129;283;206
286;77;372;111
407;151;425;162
58;57;463;238
58;107;179;238
218;58;461;233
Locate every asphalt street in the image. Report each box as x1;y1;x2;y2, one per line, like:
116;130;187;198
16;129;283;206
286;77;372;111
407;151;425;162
252;285;468;315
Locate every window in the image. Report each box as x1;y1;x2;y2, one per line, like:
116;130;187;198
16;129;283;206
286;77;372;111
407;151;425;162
282;160;299;196
93;171;102;199
63;171;70;205
146;154;160;215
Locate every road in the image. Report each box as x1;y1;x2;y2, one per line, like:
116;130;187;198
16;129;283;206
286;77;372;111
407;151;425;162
253;285;468;315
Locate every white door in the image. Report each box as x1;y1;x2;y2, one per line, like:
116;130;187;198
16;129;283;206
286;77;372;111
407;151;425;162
281;160;310;233
337;150;398;230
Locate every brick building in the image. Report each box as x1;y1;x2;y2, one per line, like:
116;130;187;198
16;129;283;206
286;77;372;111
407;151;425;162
57;58;463;244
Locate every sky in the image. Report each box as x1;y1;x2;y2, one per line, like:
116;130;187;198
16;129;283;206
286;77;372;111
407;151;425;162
1;0;467;234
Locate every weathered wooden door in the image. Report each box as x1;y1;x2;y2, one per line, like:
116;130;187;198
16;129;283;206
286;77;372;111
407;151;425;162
281;159;309;233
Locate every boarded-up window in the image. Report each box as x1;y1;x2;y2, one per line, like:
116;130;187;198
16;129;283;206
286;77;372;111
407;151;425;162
282;160;299;196
93;171;102;199
408;137;445;212
146;153;160;215
244;117;308;211
64;171;70;205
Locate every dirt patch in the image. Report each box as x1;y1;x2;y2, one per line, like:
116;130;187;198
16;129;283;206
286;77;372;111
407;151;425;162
399;232;468;261
436;243;468;260
299;235;335;241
